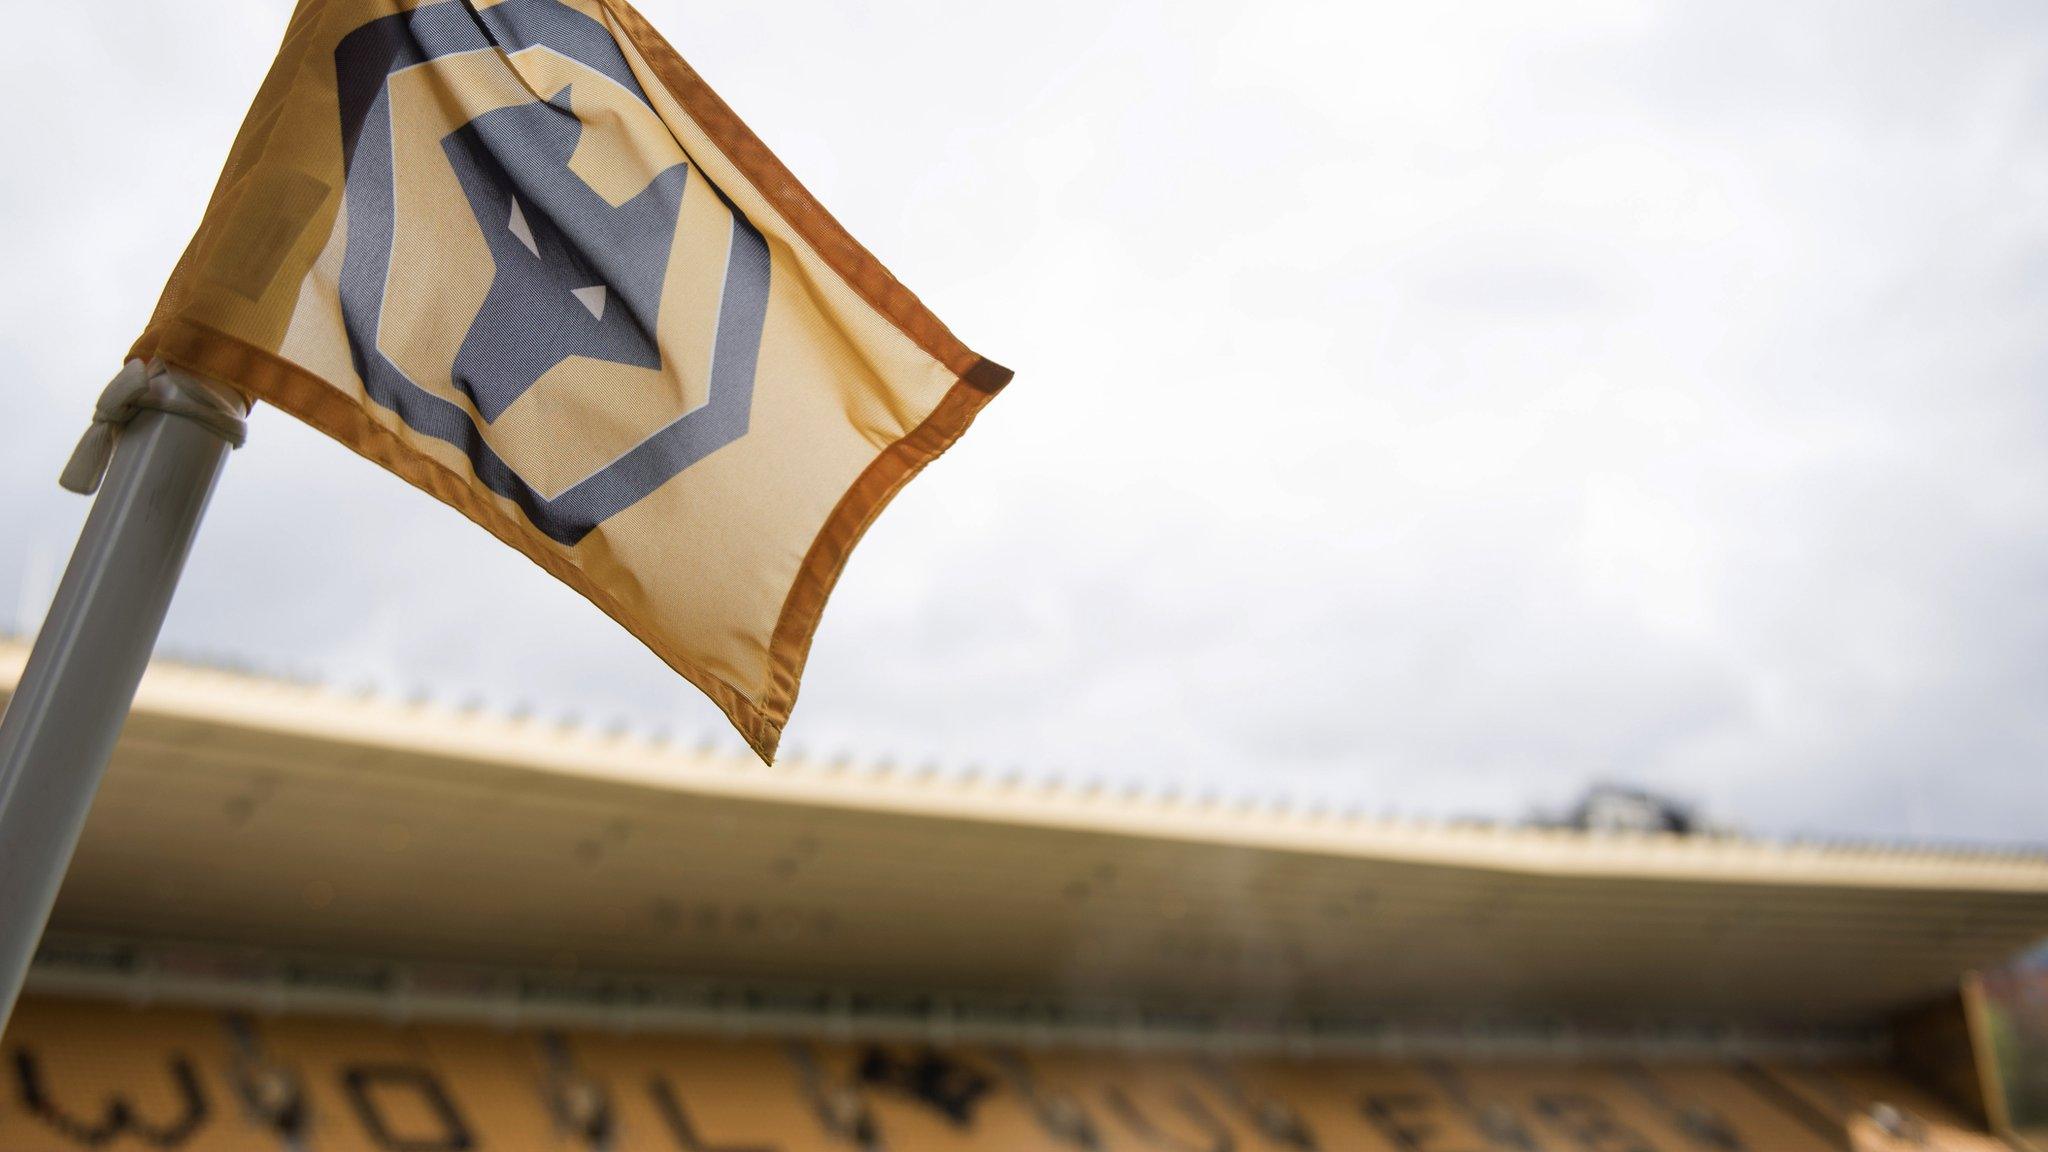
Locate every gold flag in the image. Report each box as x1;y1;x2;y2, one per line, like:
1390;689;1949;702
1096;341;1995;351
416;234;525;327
130;0;1009;760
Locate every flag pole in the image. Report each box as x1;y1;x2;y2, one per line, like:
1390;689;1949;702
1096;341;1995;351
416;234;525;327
0;361;247;1030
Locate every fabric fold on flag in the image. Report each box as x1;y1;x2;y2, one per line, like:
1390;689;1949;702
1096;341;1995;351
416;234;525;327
130;0;1009;760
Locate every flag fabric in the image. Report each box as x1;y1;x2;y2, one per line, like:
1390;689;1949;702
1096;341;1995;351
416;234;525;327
129;0;1010;761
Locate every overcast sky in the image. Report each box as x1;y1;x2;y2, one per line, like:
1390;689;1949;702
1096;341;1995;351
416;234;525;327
3;0;2046;842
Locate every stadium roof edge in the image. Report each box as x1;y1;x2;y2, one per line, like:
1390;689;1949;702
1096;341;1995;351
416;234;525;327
4;637;2043;892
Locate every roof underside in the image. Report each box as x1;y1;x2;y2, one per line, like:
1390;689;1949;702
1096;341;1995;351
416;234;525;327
6;643;2047;1029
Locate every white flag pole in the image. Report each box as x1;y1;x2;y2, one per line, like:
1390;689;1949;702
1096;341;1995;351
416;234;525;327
0;361;247;1029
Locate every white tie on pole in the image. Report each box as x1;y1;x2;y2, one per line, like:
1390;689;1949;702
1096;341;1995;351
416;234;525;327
60;359;248;495
0;361;246;1031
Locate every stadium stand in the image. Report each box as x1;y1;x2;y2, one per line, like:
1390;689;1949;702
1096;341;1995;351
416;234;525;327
2;638;2046;1150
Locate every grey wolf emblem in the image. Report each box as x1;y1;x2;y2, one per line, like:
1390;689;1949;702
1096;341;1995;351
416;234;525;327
443;86;687;423
334;0;769;545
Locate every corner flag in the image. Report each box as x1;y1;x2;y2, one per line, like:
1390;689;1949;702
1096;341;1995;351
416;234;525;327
129;0;1010;760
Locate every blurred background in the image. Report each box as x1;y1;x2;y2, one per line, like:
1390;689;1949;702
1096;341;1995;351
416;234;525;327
5;0;2047;841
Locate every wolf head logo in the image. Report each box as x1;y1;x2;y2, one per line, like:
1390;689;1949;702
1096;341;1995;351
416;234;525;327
441;85;688;423
334;0;769;545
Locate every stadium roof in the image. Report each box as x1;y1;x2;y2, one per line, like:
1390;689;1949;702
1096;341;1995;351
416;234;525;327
6;639;2047;1030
